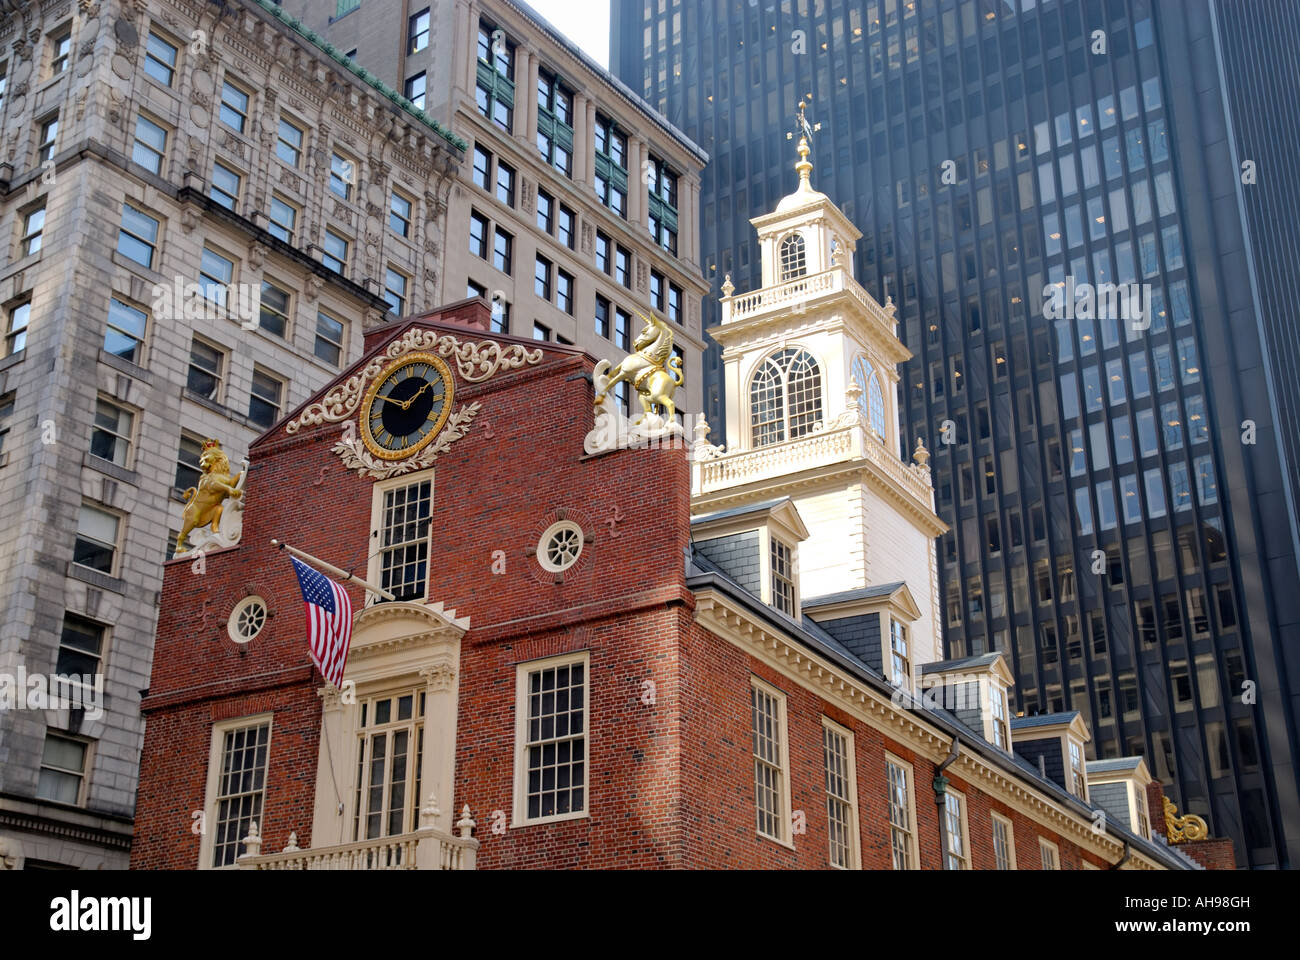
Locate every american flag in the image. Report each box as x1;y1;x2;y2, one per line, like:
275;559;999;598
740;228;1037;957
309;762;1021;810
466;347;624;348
289;555;353;688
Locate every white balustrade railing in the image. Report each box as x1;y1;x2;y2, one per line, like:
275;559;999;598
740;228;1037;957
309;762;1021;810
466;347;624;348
237;828;477;871
722;267;897;336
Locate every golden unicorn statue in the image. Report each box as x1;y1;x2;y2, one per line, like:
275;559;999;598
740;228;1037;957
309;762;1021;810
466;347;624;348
176;439;244;552
594;310;684;420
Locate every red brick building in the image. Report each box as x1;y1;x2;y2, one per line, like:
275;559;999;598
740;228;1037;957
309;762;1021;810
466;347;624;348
131;156;1213;871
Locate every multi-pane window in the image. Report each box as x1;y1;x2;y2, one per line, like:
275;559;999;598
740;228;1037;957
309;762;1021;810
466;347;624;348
37;115;58;165
390;191;412;237
992;813;1016;869
749;348;823;446
404;72;426;111
384;267;408;315
1069;739;1087;797
536;188;554;233
472;145;491;190
469;211;489;259
751;680;788;842
5;301;30;356
1039;838;1060;869
176;433;203;491
210;721;270;867
199;247;234;307
0;391;11;456
534;254;552;300
258;281;290;338
118;203;159;268
990;684;1010;749
615;246;631;288
595;294;611;339
614;307;631;351
516;654;587;823
21;204;45;256
780;234;808;280
268;195;296;244
495;160;515;207
322;230;348;274
329;153;354;200
74;502;120;574
493;227;513;274
475;22;515;132
944;792;969;869
56;615;105;692
556;269;574;315
408;7;430;54
770;537;794;614
49;28;72;77
650;270;665;312
219;81;249;133
536;69;574;176
211;161;241;210
314;311;345;366
352;691;426;842
886;757;916;868
90;397;134;467
132;113;167;174
646;157;678;254
276;117;303;167
36;733;86;805
144;32;178;86
377;478;431;601
823;721;857;869
0;62;8;114
104;298;146;363
557;204;575;249
532;321;550;342
596;231;611;273
490;297;509;334
668;283;683;324
248;368;283;429
594;114;628;216
889;618;910;687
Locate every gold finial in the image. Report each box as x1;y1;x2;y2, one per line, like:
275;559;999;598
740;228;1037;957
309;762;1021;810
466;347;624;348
1162;796;1208;844
787;97;821;183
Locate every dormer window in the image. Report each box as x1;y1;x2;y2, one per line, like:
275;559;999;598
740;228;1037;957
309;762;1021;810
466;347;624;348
1069;739;1087;799
750;348;822;447
779;233;807;280
990;684;1010;749
770;537;795;615
889;619;910;687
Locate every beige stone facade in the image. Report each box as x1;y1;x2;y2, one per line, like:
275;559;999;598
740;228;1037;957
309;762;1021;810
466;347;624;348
283;0;711;417
0;0;460;868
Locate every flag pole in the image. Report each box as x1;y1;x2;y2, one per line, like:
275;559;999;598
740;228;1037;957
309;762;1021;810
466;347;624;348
271;539;396;601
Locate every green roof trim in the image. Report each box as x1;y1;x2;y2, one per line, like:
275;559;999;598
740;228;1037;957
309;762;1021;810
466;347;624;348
248;0;466;152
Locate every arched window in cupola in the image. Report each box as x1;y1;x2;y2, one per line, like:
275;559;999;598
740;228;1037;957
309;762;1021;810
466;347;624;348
853;355;889;441
779;233;807;281
750;348;823;447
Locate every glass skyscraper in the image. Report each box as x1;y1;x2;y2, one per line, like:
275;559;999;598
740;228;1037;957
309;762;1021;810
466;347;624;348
613;0;1300;867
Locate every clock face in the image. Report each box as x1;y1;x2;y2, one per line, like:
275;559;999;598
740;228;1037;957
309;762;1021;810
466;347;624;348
360;351;455;461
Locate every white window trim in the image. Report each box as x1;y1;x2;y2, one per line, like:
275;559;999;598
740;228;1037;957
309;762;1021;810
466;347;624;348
751;676;794;848
511;650;590;828
944;787;971;869
37;731;93;807
885;751;920;869
1038;836;1060;870
821;717;859;869
367;470;435;604
991;810;1017;869
758;526;800;619
199;712;273;870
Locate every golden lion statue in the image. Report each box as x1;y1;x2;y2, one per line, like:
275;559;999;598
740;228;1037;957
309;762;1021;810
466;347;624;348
594;310;684;420
176;439;244;552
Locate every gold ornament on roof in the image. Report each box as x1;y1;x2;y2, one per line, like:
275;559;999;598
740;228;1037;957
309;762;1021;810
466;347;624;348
594;310;684;421
175;439;245;554
1162;796;1208;844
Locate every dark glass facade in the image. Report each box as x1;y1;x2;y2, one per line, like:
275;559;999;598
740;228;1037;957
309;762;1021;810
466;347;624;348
613;0;1300;867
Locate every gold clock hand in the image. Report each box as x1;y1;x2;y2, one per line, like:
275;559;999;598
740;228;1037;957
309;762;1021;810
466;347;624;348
401;379;434;411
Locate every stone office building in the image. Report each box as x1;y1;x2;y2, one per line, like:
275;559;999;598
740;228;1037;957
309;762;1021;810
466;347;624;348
0;0;462;868
282;0;711;418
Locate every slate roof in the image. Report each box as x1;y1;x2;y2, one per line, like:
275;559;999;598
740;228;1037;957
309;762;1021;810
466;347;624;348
919;653;1005;674
800;583;908;608
691;498;794;528
1087;757;1146;773
1011;711;1082;730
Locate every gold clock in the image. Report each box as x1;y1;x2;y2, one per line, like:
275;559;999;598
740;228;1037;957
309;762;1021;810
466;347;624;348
360;351;455;461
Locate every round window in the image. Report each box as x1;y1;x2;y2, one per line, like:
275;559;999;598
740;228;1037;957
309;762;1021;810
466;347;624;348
228;595;268;644
537;521;584;573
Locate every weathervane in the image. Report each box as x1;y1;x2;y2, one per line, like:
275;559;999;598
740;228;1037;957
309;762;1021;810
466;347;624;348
786;95;821;159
